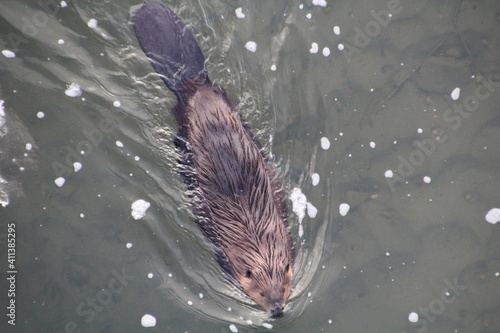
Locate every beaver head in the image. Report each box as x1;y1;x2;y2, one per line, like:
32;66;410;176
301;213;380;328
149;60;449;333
222;227;293;318
239;261;292;318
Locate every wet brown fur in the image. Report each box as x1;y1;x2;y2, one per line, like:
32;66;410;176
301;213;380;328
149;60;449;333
132;2;293;317
175;82;293;316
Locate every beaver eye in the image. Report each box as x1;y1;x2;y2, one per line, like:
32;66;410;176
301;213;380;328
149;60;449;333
285;263;290;272
260;291;265;297
245;269;252;278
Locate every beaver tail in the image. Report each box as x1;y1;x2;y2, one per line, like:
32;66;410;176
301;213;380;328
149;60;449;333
131;1;209;96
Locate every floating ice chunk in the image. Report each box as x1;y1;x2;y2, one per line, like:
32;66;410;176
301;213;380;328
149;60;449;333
65;83;82;97
54;177;65;187
245;41;257;52
408;312;419;323
485;208;500;224
131;199;150;220
88;18;98;28
307;202;318;218
311;173;320;186
312;0;327;6
310;42;319;54
73;162;82;172
262;322;273;329
140;314;156;327
320;137;330;150
2;50;16;58
235;8;245;19
339;203;350;216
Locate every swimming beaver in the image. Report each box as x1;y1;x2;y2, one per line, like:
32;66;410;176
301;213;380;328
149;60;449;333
132;2;293;318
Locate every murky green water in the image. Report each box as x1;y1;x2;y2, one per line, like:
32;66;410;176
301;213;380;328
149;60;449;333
1;0;499;332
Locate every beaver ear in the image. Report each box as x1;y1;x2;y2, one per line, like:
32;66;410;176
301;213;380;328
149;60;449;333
245;269;252;278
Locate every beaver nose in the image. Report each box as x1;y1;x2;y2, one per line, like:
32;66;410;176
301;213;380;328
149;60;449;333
270;306;284;318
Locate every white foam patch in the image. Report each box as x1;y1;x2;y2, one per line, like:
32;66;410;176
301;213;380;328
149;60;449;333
88;18;98;28
116;140;124;148
311;173;320;186
244;41;257;52
339;203;350;216
235;8;245;19
54;177;65;187
65;83;82;97
2;50;16;58
310;42;319;54
290;187;317;238
322;47;330;57
451;87;460;101
60;1;68;8
312;0;327;6
262;322;273;329
338;43;344;51
229;324;238;332
385;170;394;178
320;137;330;150
58;39;65;45
408;312;419;323
73;162;82;172
113;100;121;107
140;314;156;327
37;111;45;118
131;199;150;220
333;26;340;35
485;208;500;225
423;176;431;184
369;141;376;148
307;202;318;218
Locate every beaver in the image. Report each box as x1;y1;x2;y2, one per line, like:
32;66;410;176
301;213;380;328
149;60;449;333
131;2;293;318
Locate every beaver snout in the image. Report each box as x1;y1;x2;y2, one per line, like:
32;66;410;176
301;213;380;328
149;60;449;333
270;306;285;318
